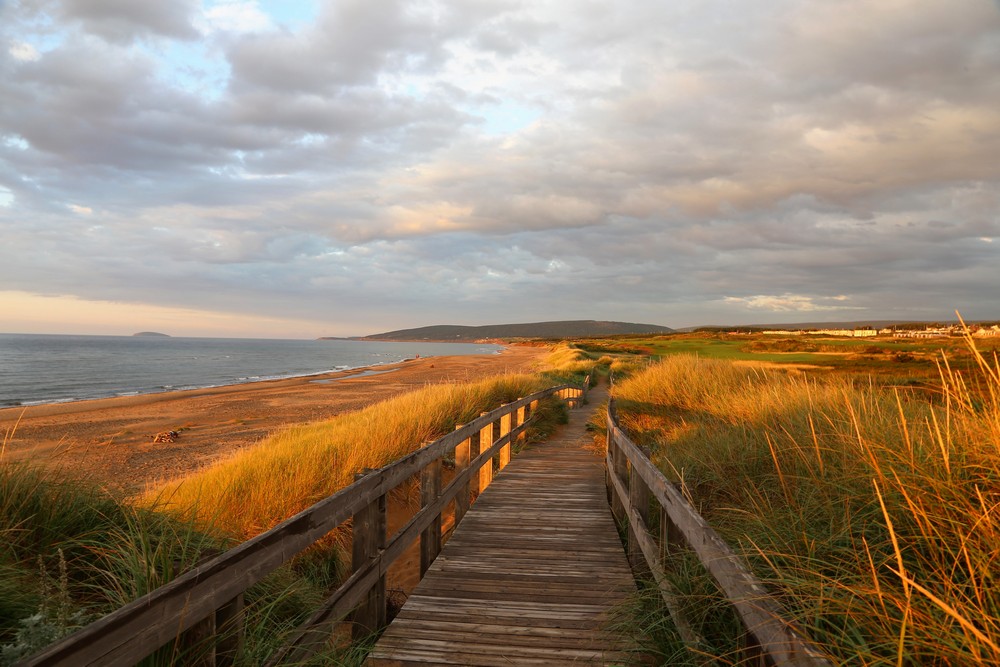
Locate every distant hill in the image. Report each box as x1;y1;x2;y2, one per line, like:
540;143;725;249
360;320;674;341
133;331;170;337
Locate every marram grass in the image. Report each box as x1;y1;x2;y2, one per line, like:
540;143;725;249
144;374;547;540
612;336;1000;664
2;372;555;662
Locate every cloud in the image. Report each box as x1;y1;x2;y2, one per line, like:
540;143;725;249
8;41;40;61
201;1;273;35
724;294;864;313
57;0;200;42
1;0;999;336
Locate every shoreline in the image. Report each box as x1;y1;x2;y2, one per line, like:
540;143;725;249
1;348;505;411
0;346;547;492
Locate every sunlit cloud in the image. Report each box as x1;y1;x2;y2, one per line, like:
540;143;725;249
724;294;865;313
200;1;274;34
8;41;40;61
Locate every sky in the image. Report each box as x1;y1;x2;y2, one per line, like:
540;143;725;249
1;1;999;338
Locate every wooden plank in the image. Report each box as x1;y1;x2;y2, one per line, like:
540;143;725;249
370;382;638;666
268;423;533;662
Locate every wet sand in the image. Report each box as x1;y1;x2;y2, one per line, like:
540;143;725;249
0;346;548;492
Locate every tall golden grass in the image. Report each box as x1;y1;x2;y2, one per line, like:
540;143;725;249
543;343;599;373
612;334;1000;664
144;374;545;540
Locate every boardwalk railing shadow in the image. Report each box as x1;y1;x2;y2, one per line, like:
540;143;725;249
20;382;587;667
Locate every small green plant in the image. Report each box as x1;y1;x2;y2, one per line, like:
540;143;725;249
1;551;94;666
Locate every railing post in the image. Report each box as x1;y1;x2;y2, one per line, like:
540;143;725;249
660;498;685;559
469;426;481;499
479;412;494;491
176;549;242;667
180;613;216;666
499;407;512;471
420;456;443;578
608;424;627;527
454;424;471;527
516;401;527;445
628;447;652;576
351;469;386;640
214;593;244;667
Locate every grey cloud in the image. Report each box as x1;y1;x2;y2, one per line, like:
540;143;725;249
224;0;501;94
28;0;200;42
2;0;999;333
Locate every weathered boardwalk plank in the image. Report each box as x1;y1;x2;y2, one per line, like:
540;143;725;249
368;383;637;666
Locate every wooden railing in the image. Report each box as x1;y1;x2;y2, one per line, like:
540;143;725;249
22;382;588;667
605;397;831;667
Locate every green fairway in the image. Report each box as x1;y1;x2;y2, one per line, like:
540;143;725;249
574;331;1000;386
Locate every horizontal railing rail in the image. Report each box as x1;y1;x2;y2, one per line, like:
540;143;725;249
22;381;588;667
605;394;831;667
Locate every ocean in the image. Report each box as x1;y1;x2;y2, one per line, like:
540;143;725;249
0;334;502;408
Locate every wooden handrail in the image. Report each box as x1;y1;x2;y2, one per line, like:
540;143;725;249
21;382;587;667
606;398;831;667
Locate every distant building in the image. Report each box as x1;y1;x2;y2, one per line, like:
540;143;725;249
760;328;877;337
973;325;1000;338
893;327;955;339
809;329;877;337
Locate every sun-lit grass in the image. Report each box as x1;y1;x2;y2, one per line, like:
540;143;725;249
612;334;1000;664
2;371;571;661
144;374;548;540
0;461;344;663
538;342;602;384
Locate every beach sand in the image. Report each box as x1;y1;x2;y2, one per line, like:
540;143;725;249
0;345;548;492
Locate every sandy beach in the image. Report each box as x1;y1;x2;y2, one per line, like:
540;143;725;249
0;345;548;492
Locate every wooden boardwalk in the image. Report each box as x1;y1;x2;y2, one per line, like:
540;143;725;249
368;383;637;666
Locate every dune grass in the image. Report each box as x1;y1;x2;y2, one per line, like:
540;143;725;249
538;343;603;385
0;463;347;665
611;334;1000;664
143;373;549;540
2;369;574;663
